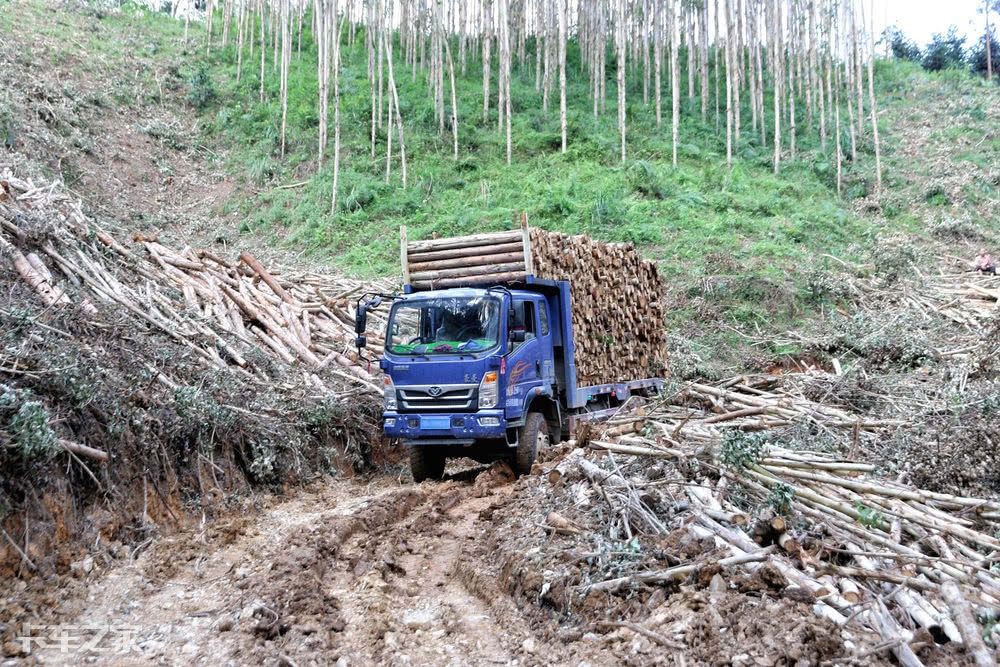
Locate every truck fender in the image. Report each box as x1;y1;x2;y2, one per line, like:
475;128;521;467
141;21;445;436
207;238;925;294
523;394;561;444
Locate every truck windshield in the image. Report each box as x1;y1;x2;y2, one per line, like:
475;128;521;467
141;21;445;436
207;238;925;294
387;296;501;355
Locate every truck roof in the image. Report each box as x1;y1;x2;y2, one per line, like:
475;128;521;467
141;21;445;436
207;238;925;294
397;287;541;301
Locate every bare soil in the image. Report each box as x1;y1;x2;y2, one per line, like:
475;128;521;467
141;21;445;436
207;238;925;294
1;458;893;667
4;466;612;666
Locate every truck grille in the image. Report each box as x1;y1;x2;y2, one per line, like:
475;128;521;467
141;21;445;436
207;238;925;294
397;384;478;413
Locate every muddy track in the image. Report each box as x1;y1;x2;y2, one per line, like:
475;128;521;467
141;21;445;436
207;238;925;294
25;466;616;666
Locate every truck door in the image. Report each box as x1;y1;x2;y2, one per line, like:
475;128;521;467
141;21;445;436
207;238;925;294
504;298;551;421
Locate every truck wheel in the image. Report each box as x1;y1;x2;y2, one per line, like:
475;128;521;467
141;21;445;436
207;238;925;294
514;412;549;475
410;447;445;483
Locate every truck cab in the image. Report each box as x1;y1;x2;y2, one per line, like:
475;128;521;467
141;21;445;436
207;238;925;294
379;286;562;480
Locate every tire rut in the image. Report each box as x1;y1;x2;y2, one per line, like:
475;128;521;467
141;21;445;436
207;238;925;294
24;471;567;666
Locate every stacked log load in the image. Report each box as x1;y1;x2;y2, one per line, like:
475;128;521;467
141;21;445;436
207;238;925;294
529;229;667;384
404;222;667;385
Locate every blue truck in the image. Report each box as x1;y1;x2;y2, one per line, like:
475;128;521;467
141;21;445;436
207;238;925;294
355;224;665;481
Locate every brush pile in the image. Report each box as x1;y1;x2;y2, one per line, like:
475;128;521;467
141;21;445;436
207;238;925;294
917;273;999;331
1;171;391;395
534;375;1000;665
0;170;393;576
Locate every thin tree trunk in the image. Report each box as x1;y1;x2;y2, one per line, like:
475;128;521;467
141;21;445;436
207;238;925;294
618;0;627;163
332;9;343;212
317;0;328;166
671;0;680;166
444;33;460;160
483;0;493;124
835;64;843;195
866;0;881;190
851;1;864;142
772;0;782;174
559;0;568;152
385;31;407;187
279;0;291;157
987;1;994;81
714;0;721;131
655;0;662;127
700;1;709;121
725;0;733;167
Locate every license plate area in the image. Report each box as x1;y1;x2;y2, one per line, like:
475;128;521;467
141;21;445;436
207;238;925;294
420;416;451;431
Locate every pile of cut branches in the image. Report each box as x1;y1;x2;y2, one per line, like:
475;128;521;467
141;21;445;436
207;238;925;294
0;170;393;577
1;171;392;396
549;375;1000;665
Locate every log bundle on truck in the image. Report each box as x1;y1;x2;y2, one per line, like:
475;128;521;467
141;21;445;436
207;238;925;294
355;218;668;481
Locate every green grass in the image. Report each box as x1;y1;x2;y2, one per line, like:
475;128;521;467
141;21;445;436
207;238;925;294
173;16;879;288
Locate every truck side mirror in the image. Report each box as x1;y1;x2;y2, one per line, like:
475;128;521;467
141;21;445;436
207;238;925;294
355;308;367;335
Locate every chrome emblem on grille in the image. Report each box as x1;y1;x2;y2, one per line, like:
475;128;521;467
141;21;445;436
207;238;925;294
427;386;444;397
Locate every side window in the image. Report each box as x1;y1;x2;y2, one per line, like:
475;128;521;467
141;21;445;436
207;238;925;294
509;300;537;348
538;301;550;336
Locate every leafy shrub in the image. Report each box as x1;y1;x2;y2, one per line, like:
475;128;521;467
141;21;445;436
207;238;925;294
589;193;627;227
869;241;919;283
720;431;768;470
0;385;60;460
341;185;376;212
246;155;278;185
883;26;922;62
922;27;966;72
187;65;216;110
930;218;986;242
767;482;795;515
969;29;1000;79
626;160;667;199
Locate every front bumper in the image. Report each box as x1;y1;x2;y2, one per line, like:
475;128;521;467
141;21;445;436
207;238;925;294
383;410;506;441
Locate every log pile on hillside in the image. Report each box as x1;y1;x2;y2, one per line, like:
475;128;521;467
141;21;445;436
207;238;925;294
0;171;391;396
403;222;667;385
538;374;1000;664
1;170;398;577
910;273;999;330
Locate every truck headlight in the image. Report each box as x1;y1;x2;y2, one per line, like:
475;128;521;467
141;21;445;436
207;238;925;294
478;371;498;409
383;376;397;411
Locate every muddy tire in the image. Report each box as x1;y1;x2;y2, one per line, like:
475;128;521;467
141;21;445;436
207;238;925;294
409;446;445;483
514;412;548;476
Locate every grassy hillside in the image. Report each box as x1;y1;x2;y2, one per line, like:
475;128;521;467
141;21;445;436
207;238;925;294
2;1;997;368
196;25;868;284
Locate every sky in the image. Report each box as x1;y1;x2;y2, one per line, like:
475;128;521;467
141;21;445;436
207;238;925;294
879;0;988;46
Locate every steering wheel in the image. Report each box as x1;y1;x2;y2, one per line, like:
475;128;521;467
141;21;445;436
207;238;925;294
406;336;424;344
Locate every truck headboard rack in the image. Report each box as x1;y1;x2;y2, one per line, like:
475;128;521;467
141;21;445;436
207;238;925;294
401;221;534;291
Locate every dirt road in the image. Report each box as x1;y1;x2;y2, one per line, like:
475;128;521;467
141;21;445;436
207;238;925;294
26;464;617;666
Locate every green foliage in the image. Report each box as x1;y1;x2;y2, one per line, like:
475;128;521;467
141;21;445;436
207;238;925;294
853;501;885;529
870;241;919;283
720;431;768;471
626;160;668;199
766;482;795;516
0;384;60;460
922;27;967;72
883;26;922;62
167;11;883;295
969;29;1000;80
172;386;235;447
187;65;217;110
